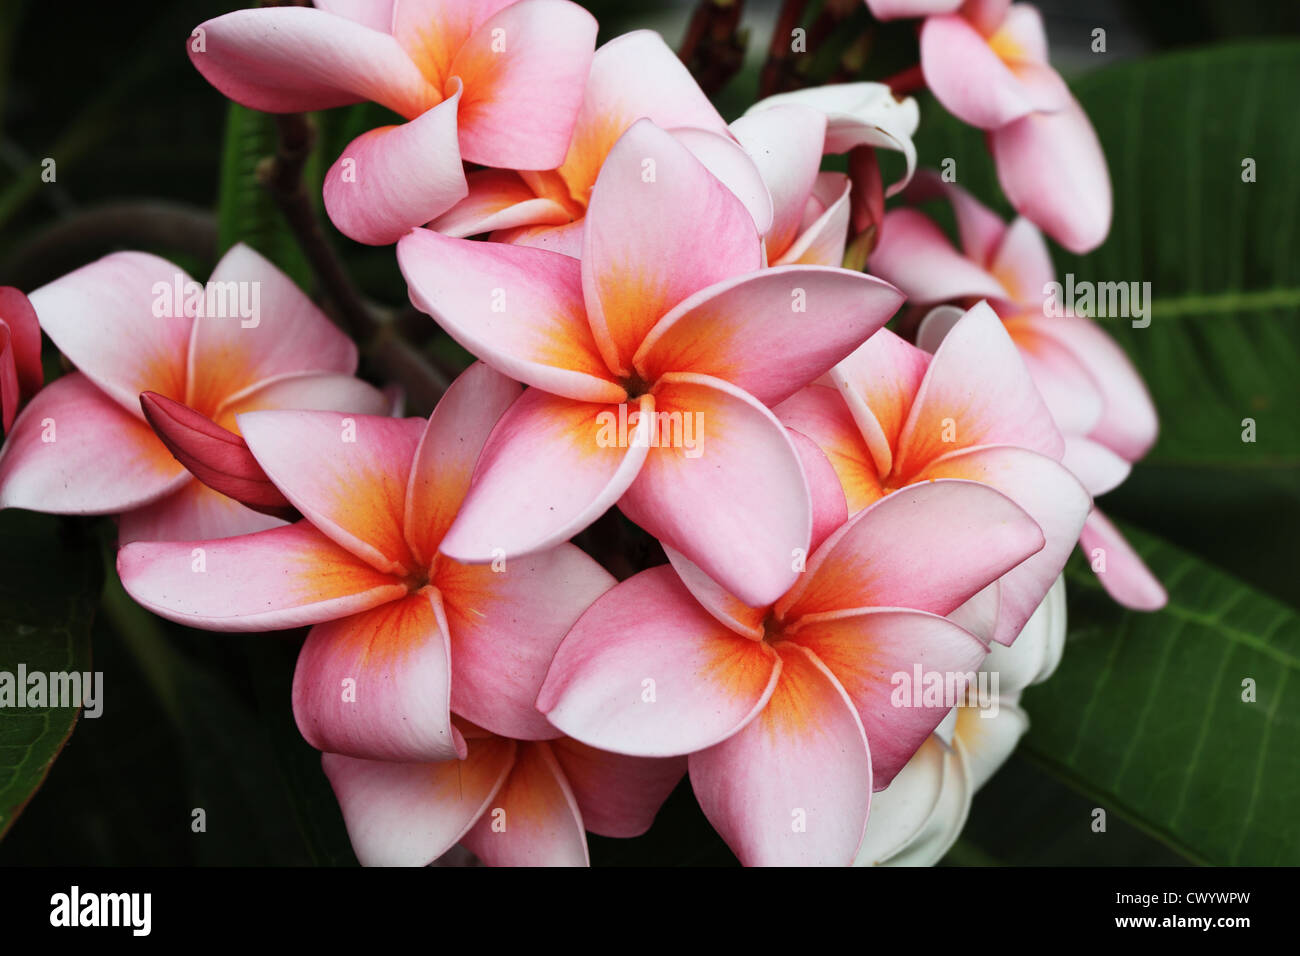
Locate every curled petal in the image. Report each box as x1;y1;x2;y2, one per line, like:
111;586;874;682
324;89;468;246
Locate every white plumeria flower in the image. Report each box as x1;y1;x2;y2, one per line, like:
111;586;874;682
744;82;920;196
854;574;1067;866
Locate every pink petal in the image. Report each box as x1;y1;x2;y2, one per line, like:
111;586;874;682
689;642;871;866
904;169;1007;266
1079;508;1167;611
775;172;852;266
391;0;518;93
786;608;988;787
635;266;903;407
438;389;651;562
323;89;468;246
494;219;586;257
619;373;810;608
293;588;463;761
405;362;522;567
865;0;963;19
549;738;686;838
671;127;776;238
788;427;850;553
555;29;727;207
215;371;391;432
730;105;827;257
920;13;1044;129
892;301;1064;482
237;410;426;575
1003;315;1105;437
313;0;394;33
917;446;1091;643
778;479;1045;621
436;544;615;741
186;244;359;412
397;227;624;402
117;479;285;545
0;287;41;398
987;216;1056;304
322;735;517;866
662;546;768;640
538;565;782;756
990;95;1112;254
460;740;589;866
867;208;1008;306
428;169;573;238
0;374;188;514
449;0;598;169
775;384;884;515
1062;435;1131;496
582;119;761;376
1027;314;1157;461
28;251;193;415
831;328;932;477
117;521;407;631
189;7;435;118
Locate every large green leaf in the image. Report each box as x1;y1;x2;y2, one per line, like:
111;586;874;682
912;41;1300;603
0;512;100;839
1018;526;1299;865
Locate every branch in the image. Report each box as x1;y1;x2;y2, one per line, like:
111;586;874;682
679;0;748;98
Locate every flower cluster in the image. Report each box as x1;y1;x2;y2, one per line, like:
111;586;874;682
0;0;1161;866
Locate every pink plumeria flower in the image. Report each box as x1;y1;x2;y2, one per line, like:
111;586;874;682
776;301;1091;644
325;715;684;866
189;0;598;245
0;287;42;434
397;119;904;607
119;363;616;760
539;480;1047;866
0;244;388;542
854;574;1065;866
868;177;1165;609
431;29;772;257
877;0;1111;252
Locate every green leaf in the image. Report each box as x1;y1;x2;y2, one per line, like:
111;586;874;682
1018;525;1300;865
215;102;313;289
911;41;1300;603
0;512;100;839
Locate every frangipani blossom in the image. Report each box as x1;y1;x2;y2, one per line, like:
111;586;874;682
0;244;388;543
854;574;1065;866
398;119;905;607
0;287;42;434
539;480;1047;866
869;178;1165;609
431;30;757;257
324;716;684;866
189;0;598;244
119;363;617;758
911;0;1110;252
776;301;1091;644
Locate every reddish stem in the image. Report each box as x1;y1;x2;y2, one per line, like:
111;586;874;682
883;63;926;96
